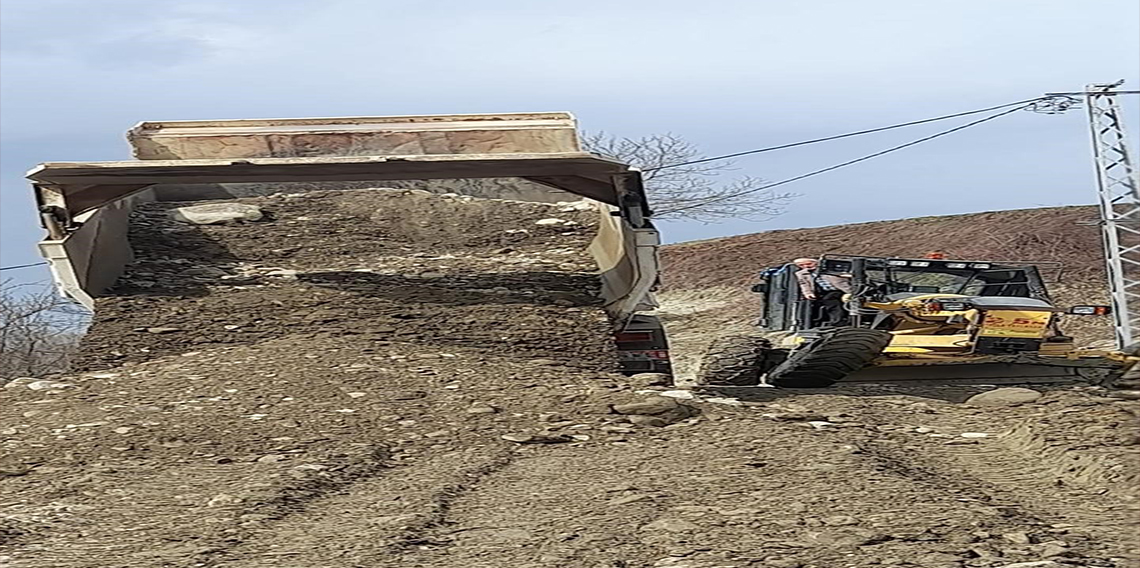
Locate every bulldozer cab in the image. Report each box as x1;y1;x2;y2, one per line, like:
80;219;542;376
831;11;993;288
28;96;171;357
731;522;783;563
755;255;1053;333
833;256;1050;301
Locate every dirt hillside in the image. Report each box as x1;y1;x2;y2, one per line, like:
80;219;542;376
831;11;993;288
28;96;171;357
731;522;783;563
2;195;1137;568
662;206;1104;291
656;206;1113;382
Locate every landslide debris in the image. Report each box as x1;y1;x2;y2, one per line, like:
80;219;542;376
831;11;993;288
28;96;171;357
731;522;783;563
76;189;610;370
3;190;1137;568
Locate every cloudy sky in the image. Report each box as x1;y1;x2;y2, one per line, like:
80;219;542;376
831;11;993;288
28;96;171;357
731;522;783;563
1;0;1137;286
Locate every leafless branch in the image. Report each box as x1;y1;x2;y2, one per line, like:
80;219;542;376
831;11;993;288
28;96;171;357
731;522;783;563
583;132;794;222
0;280;90;379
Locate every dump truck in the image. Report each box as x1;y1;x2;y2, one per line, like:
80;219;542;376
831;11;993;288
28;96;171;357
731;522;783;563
28;112;671;375
698;254;1130;387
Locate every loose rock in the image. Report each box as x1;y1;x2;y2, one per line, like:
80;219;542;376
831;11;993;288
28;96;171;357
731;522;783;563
4;377;38;389
170;203;264;224
641;518;701;533
206;493;243;507
822;515;859;526
26;380;77;391
609;494;653;506
145;327;182;334
466;403;498;414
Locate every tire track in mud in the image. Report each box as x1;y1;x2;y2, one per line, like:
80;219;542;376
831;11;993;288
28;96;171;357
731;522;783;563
1;446;395;568
244;444;394;521
383;448;517;553
378;406;1136;568
838;401;1140;561
2;464;288;568
204;448;518;567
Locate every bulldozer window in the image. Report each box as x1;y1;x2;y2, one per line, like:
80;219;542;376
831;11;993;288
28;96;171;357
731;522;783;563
865;268;970;294
961;269;1033;297
895;271;967;291
865;267;1036;297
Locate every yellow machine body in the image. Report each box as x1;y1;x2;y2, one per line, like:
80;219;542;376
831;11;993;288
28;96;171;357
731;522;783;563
772;293;1121;385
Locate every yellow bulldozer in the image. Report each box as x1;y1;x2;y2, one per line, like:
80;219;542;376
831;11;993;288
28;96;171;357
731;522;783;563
697;254;1133;388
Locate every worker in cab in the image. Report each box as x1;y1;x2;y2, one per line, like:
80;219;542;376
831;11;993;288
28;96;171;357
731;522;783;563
793;257;852;326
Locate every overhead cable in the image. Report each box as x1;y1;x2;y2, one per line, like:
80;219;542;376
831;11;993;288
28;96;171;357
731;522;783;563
663;103;1033;214
0;261;48;272
645;96;1052;172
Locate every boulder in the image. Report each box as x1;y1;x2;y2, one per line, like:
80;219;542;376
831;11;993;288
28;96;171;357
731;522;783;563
612;395;699;427
170;203;263;225
965;387;1042;407
628;373;672;388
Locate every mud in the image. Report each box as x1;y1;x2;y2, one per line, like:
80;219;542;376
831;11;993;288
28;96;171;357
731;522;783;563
2;190;1137;568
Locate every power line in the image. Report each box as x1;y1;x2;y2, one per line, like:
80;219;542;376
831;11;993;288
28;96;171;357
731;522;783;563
662;103;1033;215
0;261;48;272
645;96;1051;172
1044;90;1140;96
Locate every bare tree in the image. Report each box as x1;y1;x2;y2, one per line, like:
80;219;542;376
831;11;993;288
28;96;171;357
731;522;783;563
0;280;89;379
583;132;794;221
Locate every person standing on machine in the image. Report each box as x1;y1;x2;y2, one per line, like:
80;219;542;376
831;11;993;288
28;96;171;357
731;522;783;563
793;258;852;326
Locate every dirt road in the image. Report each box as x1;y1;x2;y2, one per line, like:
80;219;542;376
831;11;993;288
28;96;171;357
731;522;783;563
2;190;1136;568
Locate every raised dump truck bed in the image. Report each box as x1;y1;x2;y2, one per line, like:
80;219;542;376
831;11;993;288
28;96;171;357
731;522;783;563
126;112;584;161
29;112;670;375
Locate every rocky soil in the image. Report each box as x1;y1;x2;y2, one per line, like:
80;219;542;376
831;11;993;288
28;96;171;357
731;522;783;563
2;191;1137;568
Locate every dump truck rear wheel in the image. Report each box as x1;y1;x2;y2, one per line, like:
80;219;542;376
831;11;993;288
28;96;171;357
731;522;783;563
697;334;778;386
765;328;892;388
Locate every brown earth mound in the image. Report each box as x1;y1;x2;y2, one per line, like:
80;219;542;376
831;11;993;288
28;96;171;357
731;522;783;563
662;206;1104;291
3;194;1137;568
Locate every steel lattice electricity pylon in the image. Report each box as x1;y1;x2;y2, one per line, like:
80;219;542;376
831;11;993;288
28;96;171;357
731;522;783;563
1086;81;1140;348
